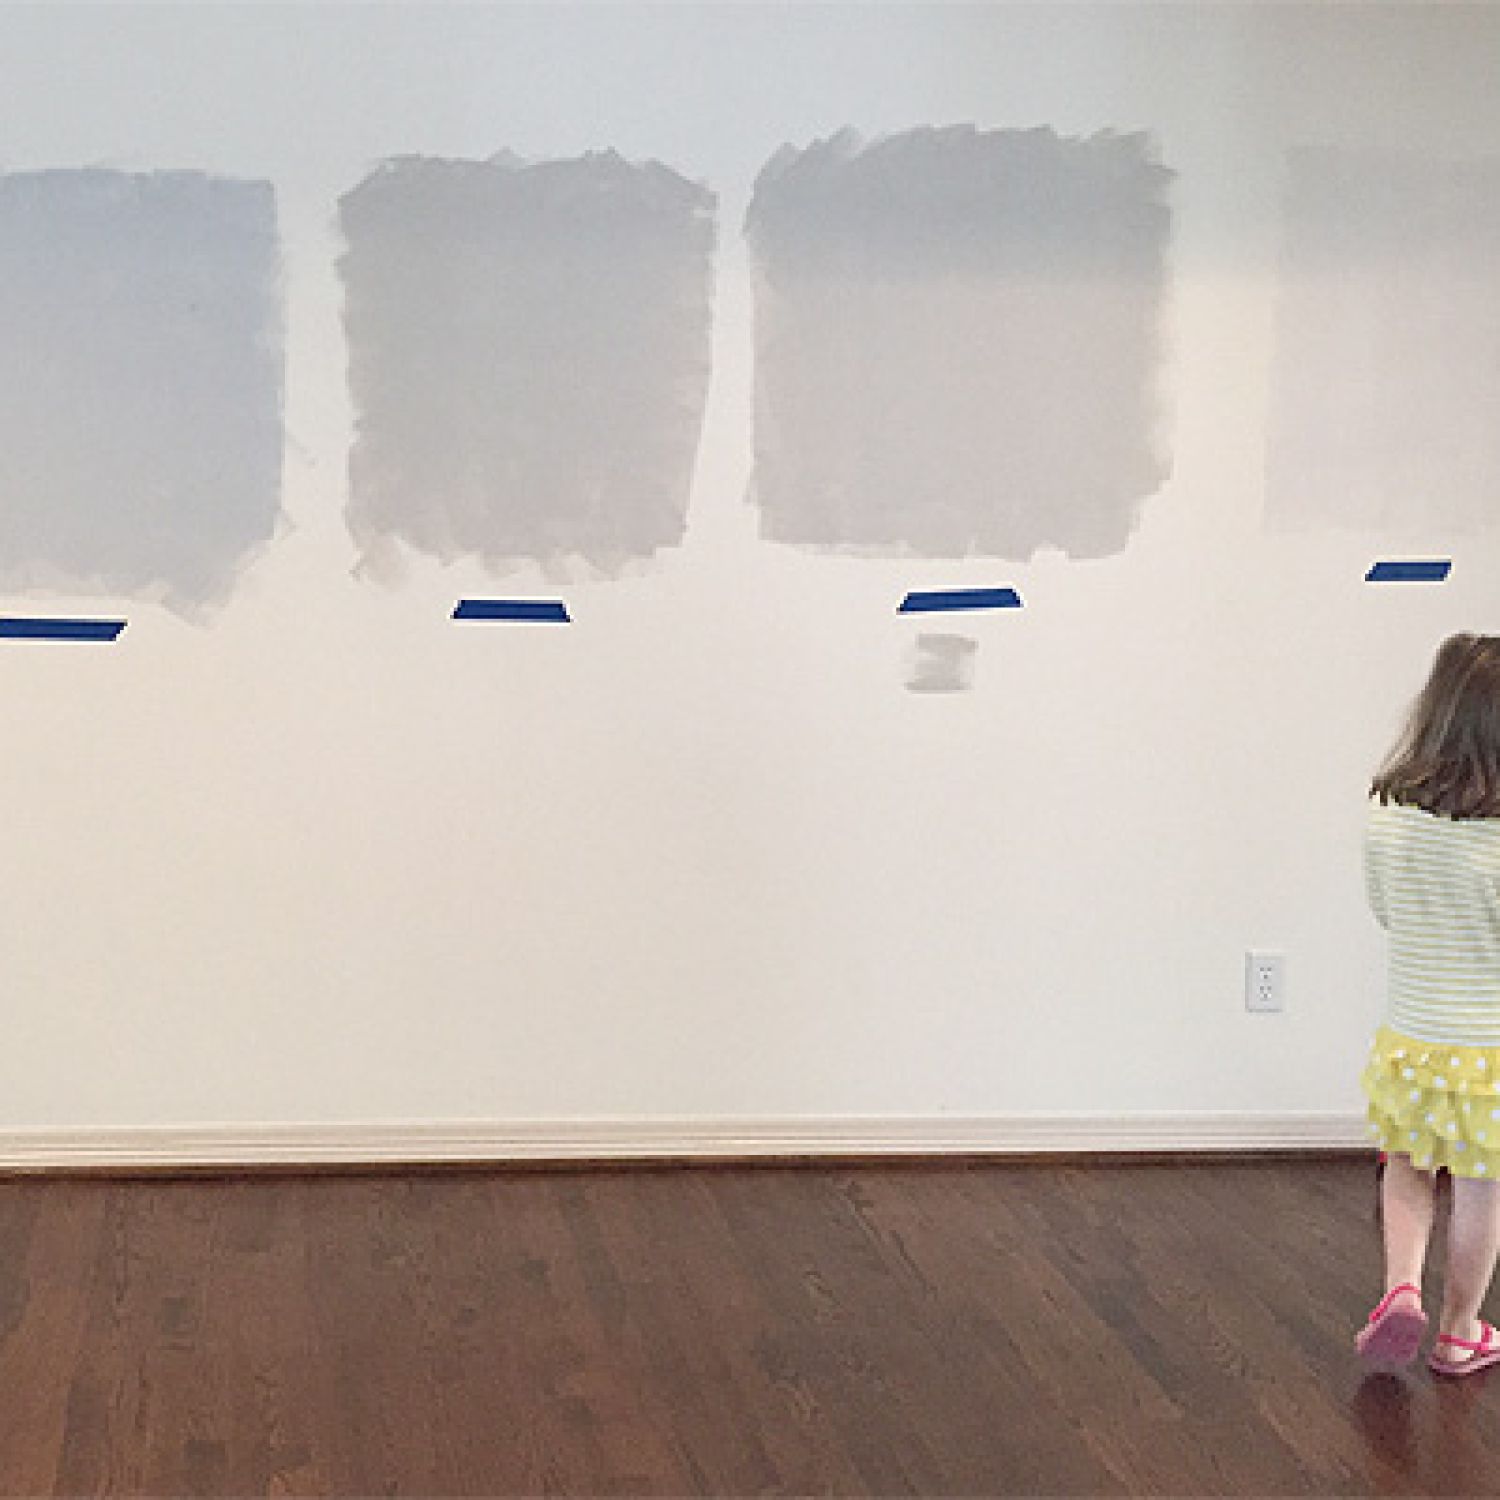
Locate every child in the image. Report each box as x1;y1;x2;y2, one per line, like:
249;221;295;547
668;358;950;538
1358;633;1500;1376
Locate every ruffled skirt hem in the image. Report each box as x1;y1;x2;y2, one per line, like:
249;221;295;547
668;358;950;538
1364;1024;1500;1179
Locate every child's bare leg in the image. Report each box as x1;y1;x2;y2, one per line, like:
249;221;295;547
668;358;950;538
1436;1175;1500;1361
1382;1153;1436;1297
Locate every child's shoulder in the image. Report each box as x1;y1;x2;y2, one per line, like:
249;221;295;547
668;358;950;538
1369;797;1500;839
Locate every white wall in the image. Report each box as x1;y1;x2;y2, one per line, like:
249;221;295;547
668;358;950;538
0;2;1496;1149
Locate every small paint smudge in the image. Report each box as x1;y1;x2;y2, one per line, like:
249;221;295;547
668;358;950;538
907;633;979;694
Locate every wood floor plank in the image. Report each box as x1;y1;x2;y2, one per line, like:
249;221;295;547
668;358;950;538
1;1186;103;1494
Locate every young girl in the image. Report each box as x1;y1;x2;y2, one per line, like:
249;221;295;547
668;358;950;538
1358;633;1500;1375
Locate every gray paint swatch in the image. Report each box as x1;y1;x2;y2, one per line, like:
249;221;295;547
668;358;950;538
907;633;978;694
0;170;284;609
745;126;1173;561
340;153;717;578
1266;147;1500;534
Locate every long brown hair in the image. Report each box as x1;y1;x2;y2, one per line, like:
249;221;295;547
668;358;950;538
1372;633;1500;819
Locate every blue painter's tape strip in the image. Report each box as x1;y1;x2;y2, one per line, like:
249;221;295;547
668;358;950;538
0;617;126;641
453;599;571;624
898;587;1023;615
1366;560;1451;583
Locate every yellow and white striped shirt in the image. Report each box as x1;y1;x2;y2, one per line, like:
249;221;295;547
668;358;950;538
1366;798;1500;1045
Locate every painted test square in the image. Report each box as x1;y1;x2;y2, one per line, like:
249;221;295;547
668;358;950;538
745;126;1173;562
339;153;716;579
0;169;283;609
1265;146;1500;535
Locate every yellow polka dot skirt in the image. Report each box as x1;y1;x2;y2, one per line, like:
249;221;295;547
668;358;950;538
1365;1025;1500;1179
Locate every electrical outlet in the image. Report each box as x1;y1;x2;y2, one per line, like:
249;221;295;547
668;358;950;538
1245;951;1286;1013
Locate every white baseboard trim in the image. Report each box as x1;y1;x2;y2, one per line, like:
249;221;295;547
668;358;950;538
0;1112;1371;1171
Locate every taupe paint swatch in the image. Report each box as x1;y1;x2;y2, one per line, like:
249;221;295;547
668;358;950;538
0;170;284;609
908;633;978;694
745;126;1173;560
1266;147;1500;534
340;153;716;578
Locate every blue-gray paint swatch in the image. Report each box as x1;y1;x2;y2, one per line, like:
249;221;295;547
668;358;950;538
340;153;717;579
0;170;284;609
745;126;1173;561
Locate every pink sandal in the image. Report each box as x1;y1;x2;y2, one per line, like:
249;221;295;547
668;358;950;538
1429;1321;1500;1377
1356;1283;1428;1369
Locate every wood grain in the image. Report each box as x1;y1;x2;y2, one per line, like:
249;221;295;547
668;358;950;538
0;1160;1490;1495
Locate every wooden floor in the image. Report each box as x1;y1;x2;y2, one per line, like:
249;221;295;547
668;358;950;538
0;1159;1495;1495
